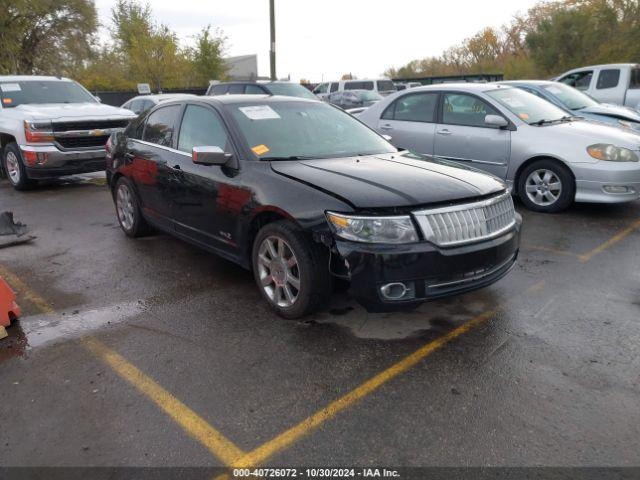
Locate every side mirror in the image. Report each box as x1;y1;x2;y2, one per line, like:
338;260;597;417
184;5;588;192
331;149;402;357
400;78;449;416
485;114;508;128
192;146;232;166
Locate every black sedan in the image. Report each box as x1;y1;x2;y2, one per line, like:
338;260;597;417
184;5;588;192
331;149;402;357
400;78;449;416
106;95;521;318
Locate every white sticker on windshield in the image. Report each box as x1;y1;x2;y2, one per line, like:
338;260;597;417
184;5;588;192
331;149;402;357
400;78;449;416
239;105;281;120
502;97;526;108
0;83;21;92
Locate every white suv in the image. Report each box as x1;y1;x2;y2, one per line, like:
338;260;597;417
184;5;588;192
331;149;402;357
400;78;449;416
313;78;396;100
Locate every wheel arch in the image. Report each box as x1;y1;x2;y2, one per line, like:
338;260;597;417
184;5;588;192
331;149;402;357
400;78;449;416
244;208;301;268
513;155;576;195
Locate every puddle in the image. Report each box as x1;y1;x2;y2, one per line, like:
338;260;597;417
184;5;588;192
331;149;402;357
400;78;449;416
309;291;491;340
0;301;145;359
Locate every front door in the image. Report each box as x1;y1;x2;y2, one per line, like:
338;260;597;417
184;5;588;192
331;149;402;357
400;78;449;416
433;92;510;178
376;91;439;154
170;103;244;256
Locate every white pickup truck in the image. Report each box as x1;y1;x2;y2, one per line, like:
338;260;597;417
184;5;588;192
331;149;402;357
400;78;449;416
555;63;640;111
0;75;136;190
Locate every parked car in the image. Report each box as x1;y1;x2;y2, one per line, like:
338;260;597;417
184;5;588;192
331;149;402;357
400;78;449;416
0;75;136;190
326;89;382;110
106;95;520;318
500;80;640;132
122;94;197;115
395;82;422;91
358;84;640;212
206;81;317;100
312;78;396;100
554;63;640;110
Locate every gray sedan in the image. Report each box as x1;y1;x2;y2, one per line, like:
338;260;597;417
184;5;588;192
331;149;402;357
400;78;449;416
358;83;640;212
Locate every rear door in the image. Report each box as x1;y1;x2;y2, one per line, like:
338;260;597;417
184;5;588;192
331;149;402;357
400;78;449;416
376;91;439;154
433;92;510;178
130;104;183;229
170;103;243;255
593;68;623;104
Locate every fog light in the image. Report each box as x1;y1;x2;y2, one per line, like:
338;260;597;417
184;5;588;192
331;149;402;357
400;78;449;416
603;185;633;194
379;282;415;301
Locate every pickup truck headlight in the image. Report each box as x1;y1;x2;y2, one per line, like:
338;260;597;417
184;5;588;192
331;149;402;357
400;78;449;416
23;120;54;143
587;144;639;162
326;212;419;243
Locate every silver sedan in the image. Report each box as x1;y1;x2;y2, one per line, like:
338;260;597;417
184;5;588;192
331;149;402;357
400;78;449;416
358;83;640;212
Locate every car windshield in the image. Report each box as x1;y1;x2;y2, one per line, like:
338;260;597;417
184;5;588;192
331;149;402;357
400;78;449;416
266;83;317;100
541;83;598;110
487;88;568;125
230;101;396;160
377;80;396;92
359;91;383;101
0;80;96;108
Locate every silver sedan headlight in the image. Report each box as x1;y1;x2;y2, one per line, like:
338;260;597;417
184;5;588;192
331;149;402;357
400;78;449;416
587;144;639;162
326;212;419;243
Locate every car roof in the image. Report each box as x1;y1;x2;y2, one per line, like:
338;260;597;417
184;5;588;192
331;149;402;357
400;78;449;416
409;82;509;93
0;75;72;82
212;81;299;86
499;80;555;86
565;63;638;70
172;94;320;106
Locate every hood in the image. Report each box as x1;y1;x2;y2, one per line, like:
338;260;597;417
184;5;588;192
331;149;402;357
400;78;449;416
580;104;640;123
15;103;136;121
538;119;640;149
270;153;505;209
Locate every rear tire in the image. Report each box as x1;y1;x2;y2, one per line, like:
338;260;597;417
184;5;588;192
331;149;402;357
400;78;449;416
114;177;151;237
517;159;574;213
252;220;332;319
2;143;37;191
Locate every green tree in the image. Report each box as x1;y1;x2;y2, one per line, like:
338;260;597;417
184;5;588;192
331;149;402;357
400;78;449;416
190;26;227;85
0;0;97;75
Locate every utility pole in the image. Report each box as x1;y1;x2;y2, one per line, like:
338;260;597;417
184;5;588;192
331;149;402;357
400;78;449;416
269;0;276;80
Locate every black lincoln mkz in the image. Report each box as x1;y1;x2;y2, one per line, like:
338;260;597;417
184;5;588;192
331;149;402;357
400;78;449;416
106;95;521;318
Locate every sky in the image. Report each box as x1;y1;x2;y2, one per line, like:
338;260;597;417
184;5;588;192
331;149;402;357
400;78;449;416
94;0;542;82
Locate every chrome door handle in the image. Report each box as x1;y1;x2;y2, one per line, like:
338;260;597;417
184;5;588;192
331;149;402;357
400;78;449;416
380;124;393;131
436;129;452;136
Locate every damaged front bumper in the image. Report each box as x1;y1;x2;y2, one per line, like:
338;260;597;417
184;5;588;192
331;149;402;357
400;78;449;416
334;220;521;310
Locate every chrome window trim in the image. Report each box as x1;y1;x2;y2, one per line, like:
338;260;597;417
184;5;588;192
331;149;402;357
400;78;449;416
133;138;191;157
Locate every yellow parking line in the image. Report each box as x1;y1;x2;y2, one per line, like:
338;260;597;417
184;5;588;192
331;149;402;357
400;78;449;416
579;218;640;263
0;263;246;466
83;337;246;465
221;280;546;472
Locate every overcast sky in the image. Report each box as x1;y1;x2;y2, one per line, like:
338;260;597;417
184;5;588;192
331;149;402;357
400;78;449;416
94;0;542;82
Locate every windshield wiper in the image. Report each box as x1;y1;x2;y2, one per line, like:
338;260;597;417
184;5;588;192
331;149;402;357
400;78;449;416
532;116;573;126
261;155;319;161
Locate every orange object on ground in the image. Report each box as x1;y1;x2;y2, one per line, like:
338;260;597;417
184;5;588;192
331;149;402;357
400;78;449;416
0;276;20;328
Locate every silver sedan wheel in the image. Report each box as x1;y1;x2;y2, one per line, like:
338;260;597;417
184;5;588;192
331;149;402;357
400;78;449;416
525;169;562;206
116;184;135;231
5;151;21;185
257;236;301;308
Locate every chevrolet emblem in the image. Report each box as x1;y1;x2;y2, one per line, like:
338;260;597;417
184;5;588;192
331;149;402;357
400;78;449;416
89;129;106;136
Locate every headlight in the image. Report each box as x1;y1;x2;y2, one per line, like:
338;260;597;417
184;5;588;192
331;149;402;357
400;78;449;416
587;144;639;162
326;212;419;244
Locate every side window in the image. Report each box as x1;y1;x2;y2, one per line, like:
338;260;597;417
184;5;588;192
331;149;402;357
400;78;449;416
314;83;329;94
142;105;181;147
360;81;374;90
211;84;229;95
382;93;438;123
559;71;593;91
596;69;620;89
177;104;230;154
630;68;640;89
227;84;245;94
442;93;500;127
344;81;360;90
128;100;143;114
330;82;339;93
246;84;265;94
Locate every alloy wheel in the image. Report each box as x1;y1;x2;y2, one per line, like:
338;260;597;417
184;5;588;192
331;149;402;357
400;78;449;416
116;184;135;231
5;151;21;185
525;169;562;206
257;235;301;308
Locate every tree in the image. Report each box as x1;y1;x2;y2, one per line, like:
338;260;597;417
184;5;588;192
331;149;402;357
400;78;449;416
0;0;97;75
189;26;227;84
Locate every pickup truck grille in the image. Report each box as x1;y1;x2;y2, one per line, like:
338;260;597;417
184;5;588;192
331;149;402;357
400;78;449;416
56;135;110;149
413;192;516;247
52;119;130;132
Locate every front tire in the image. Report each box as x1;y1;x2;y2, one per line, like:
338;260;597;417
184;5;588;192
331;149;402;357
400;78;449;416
252;220;332;319
2;143;37;191
114;177;150;237
517;159;574;213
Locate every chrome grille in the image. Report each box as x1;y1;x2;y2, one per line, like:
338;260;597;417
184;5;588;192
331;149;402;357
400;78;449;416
413;192;516;247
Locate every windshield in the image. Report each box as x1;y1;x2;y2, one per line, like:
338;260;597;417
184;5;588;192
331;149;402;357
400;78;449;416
359;91;383;101
0;80;96;108
487;88;568;125
541;83;598;110
266;83;317;100
230;101;396;159
377;80;396;92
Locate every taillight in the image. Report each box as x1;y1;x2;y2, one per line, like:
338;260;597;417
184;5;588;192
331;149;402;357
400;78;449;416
24;121;54;143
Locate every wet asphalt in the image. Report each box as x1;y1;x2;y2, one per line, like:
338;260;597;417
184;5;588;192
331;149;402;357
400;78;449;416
0;173;639;469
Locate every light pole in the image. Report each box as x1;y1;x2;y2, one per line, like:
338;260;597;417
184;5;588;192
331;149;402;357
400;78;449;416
269;0;276;81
